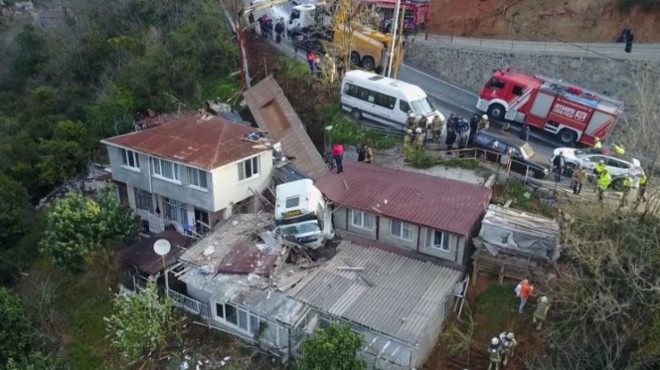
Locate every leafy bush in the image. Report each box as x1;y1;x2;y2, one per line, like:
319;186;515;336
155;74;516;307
0;288;35;365
296;323;365;370
321;105;397;149
404;146;436;168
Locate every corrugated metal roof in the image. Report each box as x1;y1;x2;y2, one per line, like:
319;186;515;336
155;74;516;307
287;240;463;345
120;230;193;275
102;112;268;170
315;162;492;236
243;76;328;180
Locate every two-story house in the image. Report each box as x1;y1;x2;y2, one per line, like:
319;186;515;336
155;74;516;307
102;112;274;234
314;162;493;267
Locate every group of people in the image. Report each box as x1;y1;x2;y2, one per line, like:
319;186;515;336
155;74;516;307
402;113;494;151
488;279;551;370
256;15;285;44
329;143;373;174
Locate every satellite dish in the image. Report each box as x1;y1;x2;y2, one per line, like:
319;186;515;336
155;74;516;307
154;239;172;256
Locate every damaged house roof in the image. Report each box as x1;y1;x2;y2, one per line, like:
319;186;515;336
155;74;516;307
102;112;268;170
287;240;463;345
315;162;493;236
243;76;327;180
120;230;194;276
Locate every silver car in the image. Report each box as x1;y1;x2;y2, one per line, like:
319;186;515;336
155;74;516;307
550;147;645;185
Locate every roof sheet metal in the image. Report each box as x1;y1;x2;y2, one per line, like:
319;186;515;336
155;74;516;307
103;112;268;170
119;230;193;275
243;76;327;180
287;240;463;345
315;162;492;236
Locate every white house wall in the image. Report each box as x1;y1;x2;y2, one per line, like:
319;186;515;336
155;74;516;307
211;153;273;213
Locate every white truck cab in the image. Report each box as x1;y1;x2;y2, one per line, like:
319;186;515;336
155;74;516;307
275;179;335;249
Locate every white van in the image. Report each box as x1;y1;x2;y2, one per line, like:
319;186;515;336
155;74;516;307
340;70;445;132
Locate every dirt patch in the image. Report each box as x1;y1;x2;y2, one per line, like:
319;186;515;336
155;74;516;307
426;0;660;42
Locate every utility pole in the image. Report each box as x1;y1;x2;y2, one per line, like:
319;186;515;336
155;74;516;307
386;0;401;77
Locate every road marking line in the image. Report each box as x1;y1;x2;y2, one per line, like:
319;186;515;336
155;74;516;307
402;64;478;96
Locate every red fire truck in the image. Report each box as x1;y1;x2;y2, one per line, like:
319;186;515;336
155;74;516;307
360;0;429;34
477;69;624;146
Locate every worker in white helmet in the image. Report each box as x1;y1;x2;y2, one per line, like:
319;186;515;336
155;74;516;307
414;127;425;149
478;114;490;131
403;129;413;149
533;296;551;331
488;337;503;370
406;112;416;130
498;332;517;366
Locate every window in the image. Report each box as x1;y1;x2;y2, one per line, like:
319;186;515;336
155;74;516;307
426;229;451;252
151;158;179;182
163;197;188;225
222;303;255;332
410;97;435;115
399;100;411;113
286;196;300;208
374;92;396;109
120;149;140;169
187;167;208;189
488;78;505;89
351;210;374;230
238;156;260;181
390;219;413;241
225;303;237;325
343;83;395;110
216;303;225;318
512;85;524;96
134;188;153;212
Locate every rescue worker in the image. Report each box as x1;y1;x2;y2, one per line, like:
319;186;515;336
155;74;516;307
446;114;458;149
533;296;551;331
478;114;490;131
488;337;503;370
403;129;413;149
306;50;316;76
406;113;417;131
613;143;625;155
515;279;534;314
552;152;565;183
597;171;612;201
469;114;480;137
335;57;345;80
593;137;602;149
431;115;444;144
321;54;336;83
519;123;530;142
571;165;587;195
501;121;511;132
498;332;517;366
414;127;425;149
274;19;284;43
457;117;470;149
364;145;374;163
594;160;607;179
313;53;321;78
620;175;634;207
635;174;648;209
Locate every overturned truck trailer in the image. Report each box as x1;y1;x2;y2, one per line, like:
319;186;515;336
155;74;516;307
471;205;560;285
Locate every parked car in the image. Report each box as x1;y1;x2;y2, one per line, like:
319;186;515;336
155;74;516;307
471;129;551;178
549;147;645;185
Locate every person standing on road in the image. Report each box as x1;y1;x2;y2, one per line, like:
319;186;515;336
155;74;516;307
597;171;612;201
274;19;284;44
553;152;566;183
414;127;425;149
515;279;534;314
332;143;344;174
446;114;458;149
478;114;490;131
457;118;470;149
594;160;607;179
431;115;444;144
572;165;587;195
625;27;635;53
519;123;530;142
469;114;479;137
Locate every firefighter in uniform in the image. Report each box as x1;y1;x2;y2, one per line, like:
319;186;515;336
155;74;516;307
620;175;634;207
635;175;648;209
488;337;503;370
414;127;425;149
598;171;612;202
321;54;336;84
533;296;551;331
478;114;490;131
431;115;444;144
594;137;602;149
594;160;607;179
499;332;518;366
403;129;413;149
406;113;416;131
613;143;625;155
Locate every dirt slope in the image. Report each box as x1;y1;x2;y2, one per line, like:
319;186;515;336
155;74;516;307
426;0;660;42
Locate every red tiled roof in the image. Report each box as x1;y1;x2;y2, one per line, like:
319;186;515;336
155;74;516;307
315;162;492;235
102;112;266;170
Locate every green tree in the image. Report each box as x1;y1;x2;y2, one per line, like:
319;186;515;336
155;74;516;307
39;191;102;271
296;323;365;370
11;25;47;89
97;183;138;246
5;351;66;370
0;287;35;365
0;172;32;249
104;279;181;365
36;120;91;186
86;84;139;138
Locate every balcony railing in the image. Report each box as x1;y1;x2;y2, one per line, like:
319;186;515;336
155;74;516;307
167;289;211;319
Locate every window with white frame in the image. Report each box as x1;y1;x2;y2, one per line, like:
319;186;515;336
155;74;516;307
426;229;451;252
217;303;264;334
187;167;208;189
390;219;413;241
163;197;188;224
238;156;259;181
119;148;140;170
134;188;152;212
351;210;374;230
151;158;179;182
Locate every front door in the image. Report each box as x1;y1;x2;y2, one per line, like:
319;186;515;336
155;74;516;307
194;208;210;234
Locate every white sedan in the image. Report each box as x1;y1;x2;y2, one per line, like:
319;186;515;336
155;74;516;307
550;147;645;182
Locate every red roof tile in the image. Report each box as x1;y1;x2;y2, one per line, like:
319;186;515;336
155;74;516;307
315;162;492;235
103;112;266;170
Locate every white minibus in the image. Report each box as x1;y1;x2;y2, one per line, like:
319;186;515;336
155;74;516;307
340;70;445;133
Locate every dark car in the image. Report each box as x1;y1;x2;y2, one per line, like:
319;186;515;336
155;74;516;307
470;129;551;178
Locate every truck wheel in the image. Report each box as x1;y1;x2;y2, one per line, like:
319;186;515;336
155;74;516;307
350;52;360;66
487;104;505;121
558;128;577;145
351;108;363;120
361;56;376;71
311;41;323;52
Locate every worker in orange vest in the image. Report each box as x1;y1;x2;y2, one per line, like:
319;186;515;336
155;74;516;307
515;279;534;314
